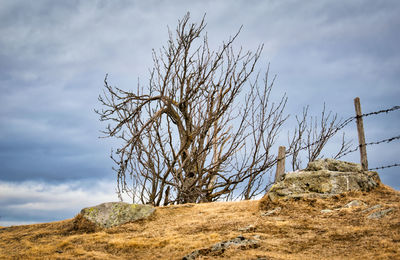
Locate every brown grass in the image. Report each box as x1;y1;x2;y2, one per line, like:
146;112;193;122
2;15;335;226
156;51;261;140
0;184;399;259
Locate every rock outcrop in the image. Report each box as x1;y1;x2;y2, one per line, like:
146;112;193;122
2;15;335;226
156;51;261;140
77;202;155;229
182;235;259;260
367;208;394;219
266;159;380;202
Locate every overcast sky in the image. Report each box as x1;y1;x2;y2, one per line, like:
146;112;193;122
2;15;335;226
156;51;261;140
1;0;399;226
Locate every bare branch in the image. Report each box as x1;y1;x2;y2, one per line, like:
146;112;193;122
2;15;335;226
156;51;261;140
97;13;288;205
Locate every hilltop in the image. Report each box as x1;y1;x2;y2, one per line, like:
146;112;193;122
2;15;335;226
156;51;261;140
0;184;399;259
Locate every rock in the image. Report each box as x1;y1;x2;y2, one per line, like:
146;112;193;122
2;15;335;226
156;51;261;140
362;204;382;213
261;207;281;216
238;225;256;232
253;235;261;240
182;235;259;259
343;200;367;208
265;159;380;203
367;208;394;219
306;158;362;172
78;202;155;229
320;200;367;214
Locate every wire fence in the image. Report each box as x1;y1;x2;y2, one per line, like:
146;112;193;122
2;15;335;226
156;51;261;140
274;102;399;182
337;105;400;133
280;104;400;170
338;135;400;159
369;163;400;171
333;104;399;171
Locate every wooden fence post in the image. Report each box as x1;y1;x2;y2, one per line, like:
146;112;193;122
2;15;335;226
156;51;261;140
275;146;286;182
354;97;368;171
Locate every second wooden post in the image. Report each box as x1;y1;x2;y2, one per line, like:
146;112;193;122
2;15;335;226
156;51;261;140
354;97;368;171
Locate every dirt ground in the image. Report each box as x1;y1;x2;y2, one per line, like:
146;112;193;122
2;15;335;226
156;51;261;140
0;184;399;259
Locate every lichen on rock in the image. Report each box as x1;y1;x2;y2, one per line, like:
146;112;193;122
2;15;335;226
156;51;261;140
264;159;381;203
305;158;363;172
78;202;155;229
182;235;259;260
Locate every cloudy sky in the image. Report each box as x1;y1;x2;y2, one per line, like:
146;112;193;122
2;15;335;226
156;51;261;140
1;0;399;226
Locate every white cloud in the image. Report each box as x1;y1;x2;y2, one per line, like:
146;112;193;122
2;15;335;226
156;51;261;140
0;179;119;226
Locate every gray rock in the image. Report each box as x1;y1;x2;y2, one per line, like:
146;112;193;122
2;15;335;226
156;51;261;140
238;225;256;232
266;159;380;202
306;158;362;172
252;235;261;240
321;209;334;213
343;200;367;208
182;235;259;260
79;202;155;228
261;207;282;216
362;204;382;213
367;208;394;219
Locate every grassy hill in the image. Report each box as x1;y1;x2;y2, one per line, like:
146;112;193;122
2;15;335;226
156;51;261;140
0;184;399;259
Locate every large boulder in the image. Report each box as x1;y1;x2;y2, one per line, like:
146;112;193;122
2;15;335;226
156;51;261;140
77;202;155;229
266;158;380;202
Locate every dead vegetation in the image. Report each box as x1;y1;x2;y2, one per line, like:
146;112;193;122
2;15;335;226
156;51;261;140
0;184;399;259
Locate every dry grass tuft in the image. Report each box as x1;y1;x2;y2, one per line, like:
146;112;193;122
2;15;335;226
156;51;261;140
0;184;399;259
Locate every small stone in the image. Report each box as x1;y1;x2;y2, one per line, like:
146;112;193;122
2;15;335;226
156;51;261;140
261;207;282;216
362;204;382;213
183;236;259;259
239;225;256;232
343;200;367;208
367;208;394;219
321;209;334;213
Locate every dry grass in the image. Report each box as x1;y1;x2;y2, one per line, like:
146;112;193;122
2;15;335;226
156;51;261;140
1;184;399;259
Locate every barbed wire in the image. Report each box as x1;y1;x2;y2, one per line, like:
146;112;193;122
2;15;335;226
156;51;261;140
334;105;400;131
365;135;400;146
284;128;399;160
336;146;358;158
360;105;400;118
291;116;355;155
337;134;400;159
335;116;356;132
359;106;400;172
297;105;399;153
369;163;400;171
282;105;400;165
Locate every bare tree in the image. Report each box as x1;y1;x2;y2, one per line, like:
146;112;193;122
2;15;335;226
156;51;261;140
96;13;288;205
287;106;308;171
287;104;353;171
305;104;352;162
